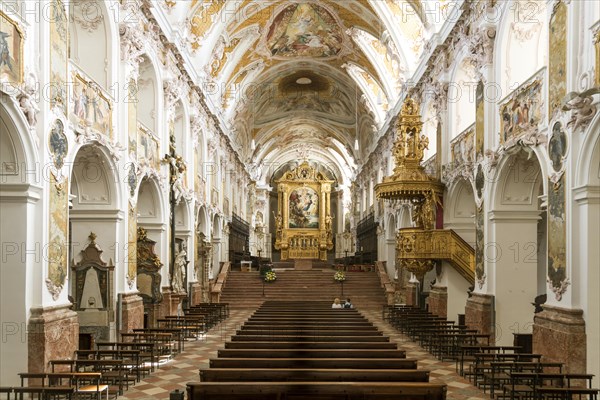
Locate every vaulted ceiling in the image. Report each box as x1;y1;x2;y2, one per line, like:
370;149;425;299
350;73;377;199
164;0;455;184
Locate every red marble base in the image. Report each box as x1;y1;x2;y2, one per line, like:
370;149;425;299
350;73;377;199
120;292;144;334
533;305;586;374
189;282;202;306
28;304;78;373
160;287;173;319
428;286;448;318
465;293;495;342
405;283;418;307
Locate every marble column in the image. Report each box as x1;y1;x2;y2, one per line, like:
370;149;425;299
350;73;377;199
533;305;586;374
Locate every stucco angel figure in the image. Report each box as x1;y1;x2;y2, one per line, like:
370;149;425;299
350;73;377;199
562;89;599;132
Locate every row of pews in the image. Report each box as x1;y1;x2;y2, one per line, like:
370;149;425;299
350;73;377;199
187;301;447;400
0;303;228;400
385;305;599;400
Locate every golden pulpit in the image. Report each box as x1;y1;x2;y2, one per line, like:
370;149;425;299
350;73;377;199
274;162;334;261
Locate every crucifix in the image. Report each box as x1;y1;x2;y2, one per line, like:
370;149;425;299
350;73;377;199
163;134;187;293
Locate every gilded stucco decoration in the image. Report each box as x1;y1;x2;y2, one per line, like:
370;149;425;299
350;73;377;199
49;0;68;114
127;204;137;289
548;1;567;118
547;174;568;300
47;174;69;300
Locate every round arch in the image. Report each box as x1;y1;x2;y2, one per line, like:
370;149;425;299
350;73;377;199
0;96;42;386
196;205;210;237
488;148;546;345
572;114;600;382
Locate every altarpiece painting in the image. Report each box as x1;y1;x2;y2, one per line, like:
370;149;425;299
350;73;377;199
274;161;334;261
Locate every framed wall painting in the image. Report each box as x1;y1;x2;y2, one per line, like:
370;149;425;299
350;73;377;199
0;11;24;84
70;72;113;138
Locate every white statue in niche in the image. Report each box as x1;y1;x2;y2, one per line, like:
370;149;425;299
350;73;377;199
80;268;104;309
171;248;187;293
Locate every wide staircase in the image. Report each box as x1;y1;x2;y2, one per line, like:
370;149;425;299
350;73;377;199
220;267;388;310
187;301;446;400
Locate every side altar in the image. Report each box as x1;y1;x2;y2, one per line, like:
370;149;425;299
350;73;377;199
274;161;334;261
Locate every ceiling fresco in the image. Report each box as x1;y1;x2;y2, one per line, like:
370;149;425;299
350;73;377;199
265;3;346;59
173;0;449;184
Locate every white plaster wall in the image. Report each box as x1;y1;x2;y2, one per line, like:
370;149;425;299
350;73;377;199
0;200;30;385
445;264;471;324
490;212;540;345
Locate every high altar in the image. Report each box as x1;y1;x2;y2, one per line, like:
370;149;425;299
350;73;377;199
274;162;335;261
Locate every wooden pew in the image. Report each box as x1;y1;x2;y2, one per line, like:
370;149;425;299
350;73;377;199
18;372;109;399
216;349;407;359
199;368;430;382
187;381;447;400
12;386;76;399
224;341;398;350
209;357;419;369
240;324;379;331
230;334;391;342
235;329;384;336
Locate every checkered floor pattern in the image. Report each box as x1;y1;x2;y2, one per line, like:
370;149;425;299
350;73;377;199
119;307;486;400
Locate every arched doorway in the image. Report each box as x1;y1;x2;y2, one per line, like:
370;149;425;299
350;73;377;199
69;144;121;344
0;95;41;385
443;179;477;322
490;149;545;345
136;176;166;326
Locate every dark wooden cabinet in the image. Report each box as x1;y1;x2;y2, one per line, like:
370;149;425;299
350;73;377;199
513;333;533;353
228;213;250;268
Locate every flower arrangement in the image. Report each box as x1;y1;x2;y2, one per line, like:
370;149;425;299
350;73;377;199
264;270;277;282
334;270;346;282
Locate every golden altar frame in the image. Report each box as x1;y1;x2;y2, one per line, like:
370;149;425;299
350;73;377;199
274;162;334;261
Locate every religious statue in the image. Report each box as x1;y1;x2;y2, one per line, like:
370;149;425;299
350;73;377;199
274;211;283;240
164;135;187;205
171;248;188;294
325;215;333;232
421;191;436;230
411;201;424;228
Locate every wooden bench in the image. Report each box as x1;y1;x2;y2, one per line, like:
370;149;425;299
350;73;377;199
209;357;419;369
216;349;406;359
241;324;379;331
199;368;430;382
11;386;76;399
49;359;128;395
133;327;184;352
230;335;391;342
187;381;447;400
536;387;599;400
235;329;384;336
224;341;398;349
18;372;109;400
